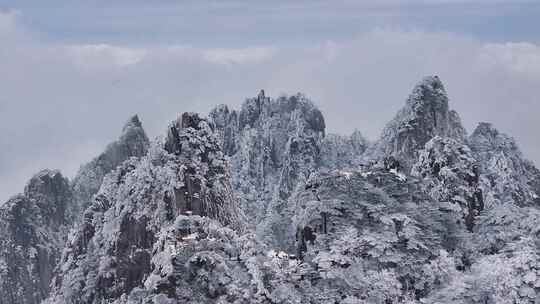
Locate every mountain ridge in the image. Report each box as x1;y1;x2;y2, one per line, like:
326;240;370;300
2;76;539;303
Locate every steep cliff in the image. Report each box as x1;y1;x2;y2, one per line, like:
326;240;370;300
0;115;151;304
0;170;73;304
71;115;149;213
469;122;540;207
45;113;243;303
366;76;467;171
210;91;326;222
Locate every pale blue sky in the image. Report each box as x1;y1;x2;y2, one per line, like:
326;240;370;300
0;1;539;202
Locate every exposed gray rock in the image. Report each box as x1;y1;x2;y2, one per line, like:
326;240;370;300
469;122;540;206
45;113;243;304
209;91;326;225
71;115;149;213
365;76;466;171
164;112;244;228
412;136;483;231
109;215;267;304
209;104;239;156
0;170;73;304
449;110;467;140
320;130;369;170
0;116;150;304
208;91;330;250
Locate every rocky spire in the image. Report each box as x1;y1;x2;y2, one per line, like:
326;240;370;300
45;111;243;303
208;91;327;249
209;104;240;156
0;170;73;304
24;169;75;225
469;122;540;206
365;76;466;171
71;114;150;212
117;114;150;159
164;112;243;227
0;115;149;304
122;114;143;130
258;89;266;100
210;92;326;220
469;122;520;154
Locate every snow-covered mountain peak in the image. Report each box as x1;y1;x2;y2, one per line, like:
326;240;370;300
117;114;150;154
121;114;143;132
164;112;213;155
0;170;74;304
209;91;326;215
236;91;325;132
469;122;540;207
365;76;466;171
24;169;72;216
71;115;150;212
470;122;520;153
406;75;447;108
24;169;65;195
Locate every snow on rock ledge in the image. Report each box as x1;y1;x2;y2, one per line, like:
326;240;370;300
45;113;243;304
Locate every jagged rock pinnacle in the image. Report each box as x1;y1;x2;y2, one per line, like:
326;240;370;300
180;112;204;129
469;122;540;206
72;115;150;212
25;169;63;195
122;114;143;132
0;169;73;304
470;122;519;153
365;75;466;171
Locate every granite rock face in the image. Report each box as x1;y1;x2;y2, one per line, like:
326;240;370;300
0;115;150;304
209;91;330;249
71;115;149;213
210;91;326;223
164;112;244;228
412;136;483;231
320;130;369;170
469;122;540;207
366;76;466;171
45;113;243;304
0;170;73;304
208;104;239;156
